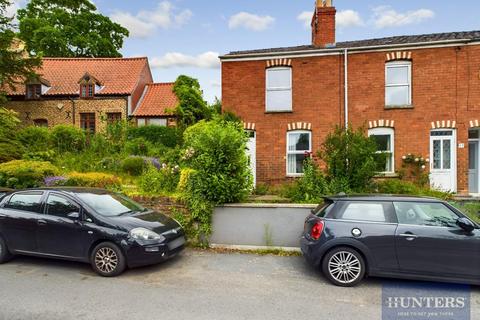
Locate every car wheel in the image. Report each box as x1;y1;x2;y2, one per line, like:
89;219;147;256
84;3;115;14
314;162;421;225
322;247;365;287
0;236;12;264
90;242;126;277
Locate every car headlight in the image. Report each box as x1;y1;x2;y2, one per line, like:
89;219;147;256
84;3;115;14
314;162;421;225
130;228;163;241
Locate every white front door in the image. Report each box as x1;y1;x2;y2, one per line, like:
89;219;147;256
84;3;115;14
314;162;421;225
246;131;256;186
469;141;479;194
430;130;456;192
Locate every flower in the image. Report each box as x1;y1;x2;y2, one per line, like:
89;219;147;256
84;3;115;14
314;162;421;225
421;165;426;170
425;158;430;163
402;156;407;160
44;176;67;187
414;158;419;162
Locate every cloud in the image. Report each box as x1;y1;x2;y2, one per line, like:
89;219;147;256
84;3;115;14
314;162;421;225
228;12;275;31
298;10;364;28
150;51;220;69
5;0;25;20
372;6;435;28
110;1;192;38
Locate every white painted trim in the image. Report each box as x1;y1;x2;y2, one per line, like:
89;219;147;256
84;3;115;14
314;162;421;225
368;127;395;174
385;61;412;107
266;67;292;112
429;129;457;193
286;130;312;177
220;40;480;62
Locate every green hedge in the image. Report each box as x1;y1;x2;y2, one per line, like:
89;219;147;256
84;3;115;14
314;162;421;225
0;160;59;189
127;125;182;148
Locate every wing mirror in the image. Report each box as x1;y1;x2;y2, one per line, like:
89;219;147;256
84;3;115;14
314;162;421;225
457;217;475;233
67;212;80;220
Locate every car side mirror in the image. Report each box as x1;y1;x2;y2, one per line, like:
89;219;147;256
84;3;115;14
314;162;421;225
457;217;475;233
67;212;80;220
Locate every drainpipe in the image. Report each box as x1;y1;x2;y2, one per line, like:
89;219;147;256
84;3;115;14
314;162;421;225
69;97;76;126
344;48;349;129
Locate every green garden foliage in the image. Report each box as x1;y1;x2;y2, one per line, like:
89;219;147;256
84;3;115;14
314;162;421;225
18;126;51;152
283;158;327;203
51;125;86;153
121;157;146;176
0;108;24;162
375;179;452;200
124;137;152;156
17;0;128;57
61;172;121;189
0;160;59;188
320;125;380;193
173;75;213;128
127;125;182;148
139;164;180;195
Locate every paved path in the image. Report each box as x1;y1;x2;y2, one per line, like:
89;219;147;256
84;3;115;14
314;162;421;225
0;249;478;320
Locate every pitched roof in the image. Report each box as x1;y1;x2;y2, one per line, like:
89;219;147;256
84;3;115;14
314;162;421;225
6;57;150;96
133;83;178;117
223;30;480;57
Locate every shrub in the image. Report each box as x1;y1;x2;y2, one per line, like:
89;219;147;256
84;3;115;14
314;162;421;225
0;160;59;188
0;108;24;162
23;150;56;162
87;134;113;156
285;158;328;203
121;156;146;176
18;126;51;152
320;125;381;193
124;137;151;156
375;179;452;200
127;125;182;148
62;172;121;189
173;75;213;128
51;125;86;152
139;164;180;194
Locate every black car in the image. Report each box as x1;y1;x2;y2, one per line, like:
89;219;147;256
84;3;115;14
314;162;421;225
0;188;185;277
301;195;480;287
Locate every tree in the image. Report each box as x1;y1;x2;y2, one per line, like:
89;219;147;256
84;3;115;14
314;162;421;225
0;107;24;162
17;0;129;57
0;0;41;104
173;75;213;128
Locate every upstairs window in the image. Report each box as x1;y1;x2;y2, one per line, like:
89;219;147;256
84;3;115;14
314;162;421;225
80;83;95;98
26;84;42;100
287;131;311;176
266;67;292;112
369;128;394;174
385;61;411;106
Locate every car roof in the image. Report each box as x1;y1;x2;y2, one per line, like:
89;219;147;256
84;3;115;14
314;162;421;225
324;194;444;203
20;187;112;195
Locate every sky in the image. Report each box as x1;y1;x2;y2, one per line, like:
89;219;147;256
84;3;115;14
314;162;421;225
7;0;480;102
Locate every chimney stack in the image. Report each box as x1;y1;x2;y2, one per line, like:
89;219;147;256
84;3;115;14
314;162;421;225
311;0;336;47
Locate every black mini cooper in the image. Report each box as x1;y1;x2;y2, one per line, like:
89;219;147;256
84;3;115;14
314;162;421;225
301;195;480;287
0;188;185;276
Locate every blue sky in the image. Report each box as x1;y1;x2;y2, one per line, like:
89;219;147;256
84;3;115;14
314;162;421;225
10;0;480;102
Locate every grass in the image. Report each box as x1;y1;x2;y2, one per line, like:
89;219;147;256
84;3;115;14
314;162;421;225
201;247;302;257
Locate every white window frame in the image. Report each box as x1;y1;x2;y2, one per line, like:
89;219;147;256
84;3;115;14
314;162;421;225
266;67;292;112
368;127;395;174
286;130;312;177
385;61;412;106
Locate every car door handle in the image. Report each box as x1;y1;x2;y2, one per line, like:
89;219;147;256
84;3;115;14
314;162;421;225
399;233;418;240
37;220;47;226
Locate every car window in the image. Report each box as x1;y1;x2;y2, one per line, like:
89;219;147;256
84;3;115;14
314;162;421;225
393;202;459;227
46;194;80;218
312;200;334;217
75;192;146;217
4;192;43;213
338;202;391;223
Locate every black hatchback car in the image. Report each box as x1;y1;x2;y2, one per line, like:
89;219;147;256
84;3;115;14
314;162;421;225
301;195;480;287
0;188;185;276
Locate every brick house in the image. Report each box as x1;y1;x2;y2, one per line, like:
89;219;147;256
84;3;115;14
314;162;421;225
5;57;177;132
220;0;480;195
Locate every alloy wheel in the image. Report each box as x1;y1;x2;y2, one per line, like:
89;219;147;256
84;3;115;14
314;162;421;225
327;251;362;284
94;247;118;274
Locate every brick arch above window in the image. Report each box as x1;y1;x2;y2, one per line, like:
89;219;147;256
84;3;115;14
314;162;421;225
287;122;312;131
266;58;292;68
470;120;480;128
386;51;412;61
368;119;395;129
243;122;256;131
431;120;457;129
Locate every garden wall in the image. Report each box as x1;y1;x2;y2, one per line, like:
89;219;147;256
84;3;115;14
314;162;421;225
210;203;316;249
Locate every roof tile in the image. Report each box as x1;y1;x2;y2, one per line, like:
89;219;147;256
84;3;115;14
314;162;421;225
134;83;178;117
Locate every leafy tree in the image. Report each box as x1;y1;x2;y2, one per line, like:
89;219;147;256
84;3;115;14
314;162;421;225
17;0;129;57
0;0;41;104
173;75;212;128
0;108;24;162
319;125;382;193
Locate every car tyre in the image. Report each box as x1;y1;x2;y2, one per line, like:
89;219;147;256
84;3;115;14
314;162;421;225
90;242;126;277
0;236;12;264
322;247;365;287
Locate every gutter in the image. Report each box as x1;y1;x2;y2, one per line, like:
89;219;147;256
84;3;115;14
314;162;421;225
220;38;480;61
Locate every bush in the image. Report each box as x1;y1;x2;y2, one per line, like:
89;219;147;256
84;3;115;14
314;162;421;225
124;137;151;156
320;125;381;193
121;157;146;176
127;125;182;148
18;126;51;152
139;164;180;194
51;125;86;152
0;160;59;188
23;150;56;162
284;158;328;203
0;108;24;162
62;172;121;189
375;179;452;200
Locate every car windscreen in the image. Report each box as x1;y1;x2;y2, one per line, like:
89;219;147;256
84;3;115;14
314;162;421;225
76;192;146;217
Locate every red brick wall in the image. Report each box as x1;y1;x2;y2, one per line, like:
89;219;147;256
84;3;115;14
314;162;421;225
312;7;336;47
130;63;154;114
222;44;480;194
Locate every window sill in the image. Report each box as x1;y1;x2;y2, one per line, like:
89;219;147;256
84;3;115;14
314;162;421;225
265;110;293;114
286;174;304;178
374;173;399;178
385;105;414;110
